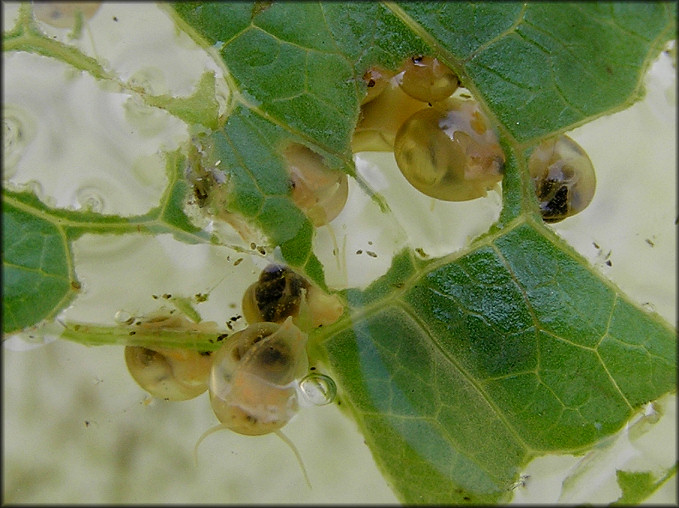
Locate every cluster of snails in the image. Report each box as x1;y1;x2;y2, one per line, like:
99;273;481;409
353;56;505;202
188;54;596;244
124;264;343;481
353;55;596;221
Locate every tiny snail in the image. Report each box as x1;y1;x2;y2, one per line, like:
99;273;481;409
352;75;430;152
207;317;309;436
361;66;395;105
285;144;349;227
528;134;596;222
194;318;313;486
393;97;504;201
124;346;212;401
397;55;459;103
33;2;101;28
242;263;344;329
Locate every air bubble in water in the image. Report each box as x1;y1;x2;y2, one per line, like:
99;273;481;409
298;373;337;406
114;310;135;325
75;186;105;212
3;105;37;178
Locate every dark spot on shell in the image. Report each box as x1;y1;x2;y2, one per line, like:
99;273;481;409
538;179;570;222
254;265;309;322
256;343;291;372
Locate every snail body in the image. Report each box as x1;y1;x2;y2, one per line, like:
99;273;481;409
194;317;314;486
528;135;596;222
208;318;309;436
242;263;344;330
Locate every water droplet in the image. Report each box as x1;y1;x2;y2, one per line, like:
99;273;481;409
298;373;337;406
3;105;37;178
114;310;135;325
75;185;105;212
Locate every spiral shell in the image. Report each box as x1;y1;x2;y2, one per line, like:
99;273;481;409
398;55;459;103
361;66;395;105
125;346;212;401
352;78;429;153
393;98;504;201
528;135;596;223
242;264;344;329
208;318;309;435
285;144;348;227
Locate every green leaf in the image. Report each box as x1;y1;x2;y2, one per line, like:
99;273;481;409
1;151;213;334
143;71;221;130
170;1;674;280
3;2;675;504
612;465;677;505
157;3;678;502
169;2;435;279
318;220;675;503
2;194;77;334
394;2;676;143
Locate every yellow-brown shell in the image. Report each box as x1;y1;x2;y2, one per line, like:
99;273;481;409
125;346;212;401
207;318;308;435
393;98;504;201
398;55;459;103
242;264;343;329
528;135;596;223
285;144;349;226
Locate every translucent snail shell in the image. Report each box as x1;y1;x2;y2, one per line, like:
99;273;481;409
124;346;212;401
397;55;459;103
242;264;344;329
528;134;596;223
285;144;348;227
352;57;460;153
352;77;429;153
361;66;395;105
208;318;309;436
393;97;504;201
